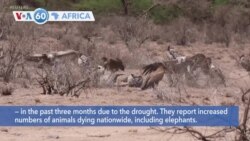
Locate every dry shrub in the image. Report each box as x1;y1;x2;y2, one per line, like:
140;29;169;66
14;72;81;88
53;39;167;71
98;16;117;28
0;35;32;82
58;23;99;58
151;1;250;46
177;0;212;23
172;18;198;45
204;5;232;46
60;34;82;50
124;49;153;68
0;14;35;83
205;5;250;46
205;24;231;46
77;23;98;40
101;27;119;44
149;25;166;43
44;24;69;41
164;17;198;46
60;33;97;64
212;5;250;34
0;13;15;41
94;43;123;61
35;60;90;97
0;0;13;11
112;17;153;50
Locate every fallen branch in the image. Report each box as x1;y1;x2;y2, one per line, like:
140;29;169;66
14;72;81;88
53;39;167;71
60;78;90;97
150;127;235;141
241;88;250;103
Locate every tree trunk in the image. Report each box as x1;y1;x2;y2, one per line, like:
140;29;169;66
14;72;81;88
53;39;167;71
121;0;128;15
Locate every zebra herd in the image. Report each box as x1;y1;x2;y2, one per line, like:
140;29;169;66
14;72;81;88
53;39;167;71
25;46;250;93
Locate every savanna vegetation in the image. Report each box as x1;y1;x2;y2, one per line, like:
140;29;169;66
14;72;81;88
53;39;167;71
0;1;250;140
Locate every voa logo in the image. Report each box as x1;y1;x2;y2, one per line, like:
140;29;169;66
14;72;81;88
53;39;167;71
13;8;95;24
13;8;49;24
14;12;33;21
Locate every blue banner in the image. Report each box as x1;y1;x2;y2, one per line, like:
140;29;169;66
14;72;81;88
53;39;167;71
0;106;238;126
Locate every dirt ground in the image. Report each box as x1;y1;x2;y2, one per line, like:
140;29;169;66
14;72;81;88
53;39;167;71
0;43;249;141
